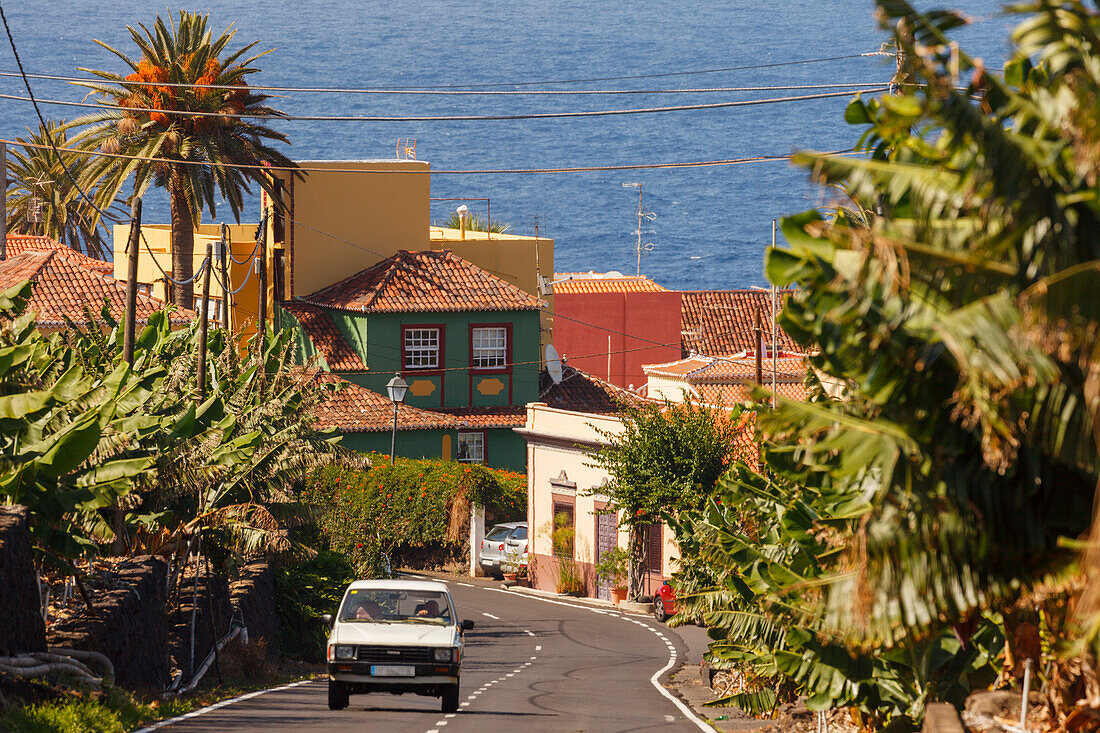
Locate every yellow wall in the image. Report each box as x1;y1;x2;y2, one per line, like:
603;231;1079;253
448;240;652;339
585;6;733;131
429;226;554;347
112;160;555;347
264;160;431;299
111;223;267;340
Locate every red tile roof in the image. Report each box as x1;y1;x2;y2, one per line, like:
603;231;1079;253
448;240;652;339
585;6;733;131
680;290;799;357
0;249;191;327
4;234;113;275
312;373;459;432
436;406;527;429
643;352;808;403
312;374;528;432
537;364;643;414
553;274;667;295
304;250;544;314
281;302;367;372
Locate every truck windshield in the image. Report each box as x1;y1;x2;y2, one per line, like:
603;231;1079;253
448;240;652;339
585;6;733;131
339;589;453;625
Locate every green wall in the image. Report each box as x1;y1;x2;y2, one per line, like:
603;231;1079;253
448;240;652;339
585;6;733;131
329;309;541;411
337;427;526;471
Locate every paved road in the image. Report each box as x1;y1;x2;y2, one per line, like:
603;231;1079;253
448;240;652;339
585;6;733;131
149;577;704;732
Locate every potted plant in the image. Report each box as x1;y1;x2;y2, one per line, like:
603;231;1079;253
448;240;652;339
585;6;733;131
500;546;524;583
595;547;629;604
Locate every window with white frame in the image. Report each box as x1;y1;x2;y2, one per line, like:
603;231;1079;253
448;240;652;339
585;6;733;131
403;327;440;369
456;432;485;463
196;297;222;323
471;326;507;369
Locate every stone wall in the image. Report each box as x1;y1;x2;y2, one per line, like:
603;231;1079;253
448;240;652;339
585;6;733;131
0;505;46;656
229;561;279;660
47;556;168;689
168;564;230;679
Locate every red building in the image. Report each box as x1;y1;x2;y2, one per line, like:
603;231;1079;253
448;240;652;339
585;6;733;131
551;273;682;390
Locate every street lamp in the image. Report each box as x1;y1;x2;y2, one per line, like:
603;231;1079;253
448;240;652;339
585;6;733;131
386;374;408;465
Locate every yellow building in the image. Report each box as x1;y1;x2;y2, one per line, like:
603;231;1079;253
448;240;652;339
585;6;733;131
113;159;554;344
111;223;265;339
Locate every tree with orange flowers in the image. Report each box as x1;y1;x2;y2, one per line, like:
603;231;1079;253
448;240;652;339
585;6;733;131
69;10;299;308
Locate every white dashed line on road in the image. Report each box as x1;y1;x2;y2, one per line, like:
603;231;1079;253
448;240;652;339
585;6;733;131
482;612;500;620
456;582;474;587
535;645;542;651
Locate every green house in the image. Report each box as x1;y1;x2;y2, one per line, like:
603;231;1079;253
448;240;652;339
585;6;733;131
281;250;544;470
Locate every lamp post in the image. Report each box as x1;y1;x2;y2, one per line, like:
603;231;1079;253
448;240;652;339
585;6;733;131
386;374;408;465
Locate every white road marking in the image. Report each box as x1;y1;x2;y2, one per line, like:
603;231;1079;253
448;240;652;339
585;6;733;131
460;702;470;707
482;612;500;620
132;679;316;732
457;582;475;587
486;586;711;731
524;629;536;636
535;645;542;651
434;721;448;726
426;729;439;733
445;714;456;718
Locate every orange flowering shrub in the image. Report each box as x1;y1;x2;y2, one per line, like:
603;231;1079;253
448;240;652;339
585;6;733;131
303;456;526;575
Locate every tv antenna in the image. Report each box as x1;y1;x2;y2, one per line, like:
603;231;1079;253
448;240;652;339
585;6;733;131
622;182;656;276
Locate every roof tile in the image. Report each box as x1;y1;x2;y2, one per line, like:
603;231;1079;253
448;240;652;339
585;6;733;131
553;274;667;295
4;234;113;275
312;373;459;432
681;290;799;357
304;250;544;313
538;364;643;413
0;249;191;327
281;302;367;372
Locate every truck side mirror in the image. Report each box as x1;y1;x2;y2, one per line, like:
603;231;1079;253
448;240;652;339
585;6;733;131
322;613;334;628
461;619;475;632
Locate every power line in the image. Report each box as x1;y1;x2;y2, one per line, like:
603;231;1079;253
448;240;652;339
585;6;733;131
0;2;112;224
0;87;887;122
0;138;861;175
0;68;889;95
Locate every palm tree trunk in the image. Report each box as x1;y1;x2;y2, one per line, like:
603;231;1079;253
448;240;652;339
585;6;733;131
169;179;196;309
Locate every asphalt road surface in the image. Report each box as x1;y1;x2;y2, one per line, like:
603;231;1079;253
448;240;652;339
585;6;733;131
145;576;706;732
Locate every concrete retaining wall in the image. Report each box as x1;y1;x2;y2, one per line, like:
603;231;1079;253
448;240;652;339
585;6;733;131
0;505;46;656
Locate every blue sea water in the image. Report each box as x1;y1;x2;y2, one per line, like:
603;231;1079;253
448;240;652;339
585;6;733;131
0;1;1011;289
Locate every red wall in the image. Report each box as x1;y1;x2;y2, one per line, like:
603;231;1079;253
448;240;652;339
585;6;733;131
553;291;682;389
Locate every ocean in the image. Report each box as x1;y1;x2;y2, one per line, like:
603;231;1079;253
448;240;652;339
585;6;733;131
0;1;1011;289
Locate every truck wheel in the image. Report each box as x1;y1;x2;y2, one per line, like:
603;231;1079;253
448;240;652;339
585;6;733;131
328;680;349;710
441;682;460;713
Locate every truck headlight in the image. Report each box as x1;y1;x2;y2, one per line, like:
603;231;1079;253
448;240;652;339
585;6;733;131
434;648;453;662
335;645;357;660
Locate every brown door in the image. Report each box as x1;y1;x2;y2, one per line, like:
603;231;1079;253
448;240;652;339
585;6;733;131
595;512;617;601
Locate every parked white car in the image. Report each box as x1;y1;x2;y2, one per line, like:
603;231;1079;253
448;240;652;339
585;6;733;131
324;579;474;713
478;521;528;578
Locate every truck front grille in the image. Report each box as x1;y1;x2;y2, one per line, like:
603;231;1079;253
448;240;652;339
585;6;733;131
356;645;435;664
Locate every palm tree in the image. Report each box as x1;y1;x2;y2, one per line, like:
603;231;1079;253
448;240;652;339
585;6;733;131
69;10;299;308
6;121;120;258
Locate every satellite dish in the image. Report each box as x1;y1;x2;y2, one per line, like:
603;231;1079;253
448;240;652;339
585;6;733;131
606;270;624;278
545;344;564;384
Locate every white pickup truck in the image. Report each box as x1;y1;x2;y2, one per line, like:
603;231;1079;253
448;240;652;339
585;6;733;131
323;579;474;713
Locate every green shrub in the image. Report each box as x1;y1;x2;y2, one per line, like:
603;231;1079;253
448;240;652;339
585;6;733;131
274;550;357;662
301;456;526;575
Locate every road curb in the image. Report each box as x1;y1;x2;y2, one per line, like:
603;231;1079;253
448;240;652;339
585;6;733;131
503;583;656;616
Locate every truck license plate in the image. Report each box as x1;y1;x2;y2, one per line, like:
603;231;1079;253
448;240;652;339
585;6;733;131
370;665;415;677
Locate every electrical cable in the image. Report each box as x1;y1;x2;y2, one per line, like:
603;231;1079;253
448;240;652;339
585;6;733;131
0;86;888;122
224;236;261;266
0;138;862;175
211;256;256;296
0;2;112;223
139;230;210;286
0;68;890;95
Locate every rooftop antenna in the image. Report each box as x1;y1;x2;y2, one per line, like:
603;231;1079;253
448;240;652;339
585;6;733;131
545;343;564;384
396;137;417;160
622;182;656;276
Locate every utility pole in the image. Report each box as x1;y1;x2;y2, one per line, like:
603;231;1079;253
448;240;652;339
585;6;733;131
219;224;229;331
197;244;212;402
0;141;6;261
771;219;778;402
257;221;267;357
123;198;142;365
754;307;764;388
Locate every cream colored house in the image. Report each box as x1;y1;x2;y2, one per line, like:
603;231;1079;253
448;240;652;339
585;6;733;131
516;367;678;601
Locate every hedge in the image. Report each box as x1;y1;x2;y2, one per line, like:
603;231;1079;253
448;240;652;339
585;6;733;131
302;455;526;575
